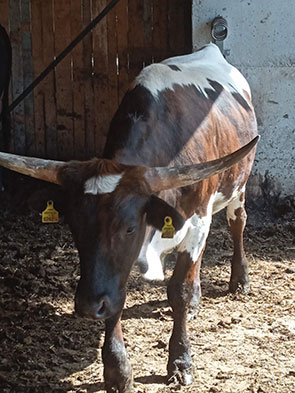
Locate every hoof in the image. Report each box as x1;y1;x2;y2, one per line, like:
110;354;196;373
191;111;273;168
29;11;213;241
105;374;133;393
167;367;194;386
167;357;194;386
187;304;200;321
104;364;133;393
229;279;250;294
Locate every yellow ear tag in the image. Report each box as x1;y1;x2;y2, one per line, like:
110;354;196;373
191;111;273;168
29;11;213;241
42;200;59;223
161;216;176;239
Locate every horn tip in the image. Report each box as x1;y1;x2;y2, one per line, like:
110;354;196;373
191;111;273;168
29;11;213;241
253;135;260;144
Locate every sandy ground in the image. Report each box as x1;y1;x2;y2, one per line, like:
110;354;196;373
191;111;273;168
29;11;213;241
0;192;295;393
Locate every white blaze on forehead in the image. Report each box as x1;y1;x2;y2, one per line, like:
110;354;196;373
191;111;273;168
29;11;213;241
136;43;251;99
84;173;123;195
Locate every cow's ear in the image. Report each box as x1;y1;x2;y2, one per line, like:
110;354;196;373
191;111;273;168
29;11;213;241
145;195;185;232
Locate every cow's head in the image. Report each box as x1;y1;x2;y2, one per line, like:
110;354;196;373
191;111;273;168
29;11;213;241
0;136;258;320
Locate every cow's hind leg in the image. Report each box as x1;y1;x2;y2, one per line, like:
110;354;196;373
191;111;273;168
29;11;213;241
167;212;211;385
102;312;132;393
227;190;250;293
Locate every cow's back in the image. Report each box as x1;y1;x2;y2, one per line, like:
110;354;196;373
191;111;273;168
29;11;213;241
104;44;257;193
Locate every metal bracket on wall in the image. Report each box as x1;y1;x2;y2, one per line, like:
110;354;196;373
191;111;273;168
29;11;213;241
211;16;228;57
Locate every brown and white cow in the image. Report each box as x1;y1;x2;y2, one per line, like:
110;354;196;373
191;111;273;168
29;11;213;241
0;44;258;392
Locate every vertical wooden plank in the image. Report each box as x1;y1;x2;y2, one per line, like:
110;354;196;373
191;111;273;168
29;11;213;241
128;0;145;82
21;0;35;156
116;0;129;103
0;0;9;32
41;0;57;159
168;0;192;57
0;0;12;152
143;0;153;67
54;0;74;160
82;0;95;159
9;0;25;155
92;0;110;156
183;0;192;55
152;0;168;63
31;0;45;157
106;5;119;121
71;0;86;160
168;0;183;57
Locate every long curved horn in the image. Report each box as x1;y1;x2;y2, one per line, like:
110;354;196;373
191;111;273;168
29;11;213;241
0;152;65;184
144;136;259;193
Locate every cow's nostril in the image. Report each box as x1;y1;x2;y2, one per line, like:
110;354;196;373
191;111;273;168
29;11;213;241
96;299;106;317
75;294;112;320
95;295;111;319
137;259;148;274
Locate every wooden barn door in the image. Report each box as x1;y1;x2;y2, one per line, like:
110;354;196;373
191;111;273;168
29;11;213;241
0;0;192;160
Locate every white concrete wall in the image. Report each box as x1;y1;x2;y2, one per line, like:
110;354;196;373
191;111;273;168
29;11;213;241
192;0;295;196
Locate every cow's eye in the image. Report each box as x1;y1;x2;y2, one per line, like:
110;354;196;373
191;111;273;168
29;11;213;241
126;226;136;235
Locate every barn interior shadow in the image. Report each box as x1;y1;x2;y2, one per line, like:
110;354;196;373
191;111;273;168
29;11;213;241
0;189;106;392
1;298;105;392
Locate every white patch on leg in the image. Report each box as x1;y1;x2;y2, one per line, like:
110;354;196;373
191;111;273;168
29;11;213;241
226;186;246;223
143;220;192;281
84;173;123;195
178;196;214;262
178;214;211;262
212;186;244;215
142;245;165;281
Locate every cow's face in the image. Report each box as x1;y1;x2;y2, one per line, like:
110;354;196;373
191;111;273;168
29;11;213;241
58;159;184;320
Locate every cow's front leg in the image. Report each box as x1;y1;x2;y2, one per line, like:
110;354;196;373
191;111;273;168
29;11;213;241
167;211;211;385
167;250;204;385
227;192;249;293
102;312;132;393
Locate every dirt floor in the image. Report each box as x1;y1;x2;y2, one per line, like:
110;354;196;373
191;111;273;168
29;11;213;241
0;186;295;393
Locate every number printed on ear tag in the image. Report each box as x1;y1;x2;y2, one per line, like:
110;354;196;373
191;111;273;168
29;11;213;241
161;216;176;239
42;200;59;223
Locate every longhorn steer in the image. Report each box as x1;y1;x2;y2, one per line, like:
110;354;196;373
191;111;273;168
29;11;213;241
0;23;12;189
0;44;258;392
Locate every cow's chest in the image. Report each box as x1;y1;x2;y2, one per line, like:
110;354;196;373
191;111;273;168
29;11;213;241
142;186;244;281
